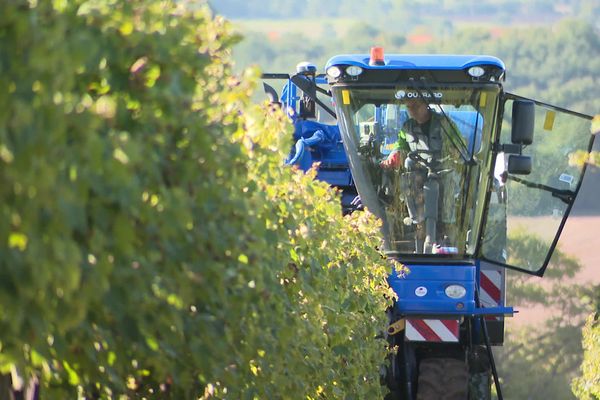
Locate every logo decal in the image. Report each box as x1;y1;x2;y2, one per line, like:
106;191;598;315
395;90;443;99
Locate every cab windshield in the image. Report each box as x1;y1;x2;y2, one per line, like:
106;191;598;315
332;85;500;256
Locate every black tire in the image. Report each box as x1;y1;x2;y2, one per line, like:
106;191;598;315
416;358;468;400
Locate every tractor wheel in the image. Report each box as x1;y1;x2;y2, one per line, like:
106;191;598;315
416;358;468;400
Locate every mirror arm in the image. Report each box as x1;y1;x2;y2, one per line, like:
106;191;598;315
493;143;522;154
507;175;574;204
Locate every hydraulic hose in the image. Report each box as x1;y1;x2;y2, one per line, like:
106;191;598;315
286;129;326;166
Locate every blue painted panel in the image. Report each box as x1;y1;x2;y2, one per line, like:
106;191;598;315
388;264;477;315
316;169;352;187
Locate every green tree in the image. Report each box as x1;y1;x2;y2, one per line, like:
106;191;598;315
211;0;600;21
231;17;600;115
0;1;393;398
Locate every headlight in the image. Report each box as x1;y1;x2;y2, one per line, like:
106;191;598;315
445;284;466;299
326;66;342;78
468;66;485;78
346;66;363;76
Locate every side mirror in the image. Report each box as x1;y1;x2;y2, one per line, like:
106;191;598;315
511;100;535;145
507;155;532;175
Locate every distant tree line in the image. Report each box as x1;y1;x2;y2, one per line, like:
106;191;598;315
210;0;600;24
233;19;599;115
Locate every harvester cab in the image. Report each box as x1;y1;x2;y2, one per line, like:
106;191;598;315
263;47;596;400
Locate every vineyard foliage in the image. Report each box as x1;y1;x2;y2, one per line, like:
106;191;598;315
0;1;393;398
572;313;600;400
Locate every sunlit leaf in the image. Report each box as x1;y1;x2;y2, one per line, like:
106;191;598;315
8;232;28;251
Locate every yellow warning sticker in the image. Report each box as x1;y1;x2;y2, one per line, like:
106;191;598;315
544;110;556;131
342;90;350;105
479;92;487;107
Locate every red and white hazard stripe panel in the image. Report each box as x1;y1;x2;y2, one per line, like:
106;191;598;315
405;319;460;342
479;267;504;320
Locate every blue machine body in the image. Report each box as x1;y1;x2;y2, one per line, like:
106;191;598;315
282;76;358;211
388;263;477;315
277;55;513;320
266;50;594;398
325;54;505;73
388;261;512;317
